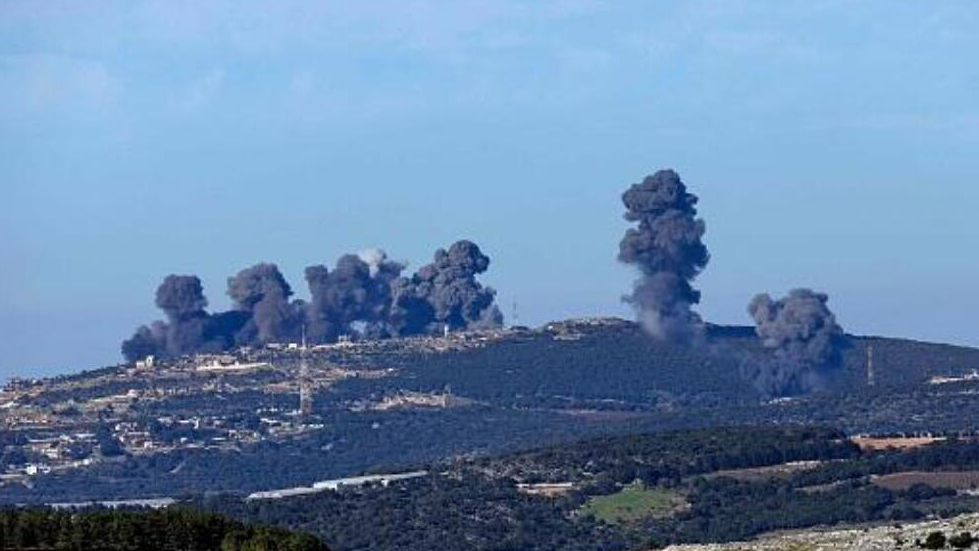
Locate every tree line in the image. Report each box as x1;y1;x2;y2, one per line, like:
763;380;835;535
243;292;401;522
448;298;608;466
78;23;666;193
0;507;328;551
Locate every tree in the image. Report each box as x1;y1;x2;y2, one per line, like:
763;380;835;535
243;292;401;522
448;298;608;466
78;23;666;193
949;532;974;549
922;531;947;549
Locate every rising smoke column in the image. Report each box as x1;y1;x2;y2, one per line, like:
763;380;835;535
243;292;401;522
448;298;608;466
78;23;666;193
746;288;845;396
121;321;167;362
121;275;236;360
304;249;405;343
227;263;303;345
389;240;503;335
618;169;710;341
122;240;504;361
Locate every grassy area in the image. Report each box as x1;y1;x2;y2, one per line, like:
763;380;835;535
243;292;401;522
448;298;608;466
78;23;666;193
580;483;686;524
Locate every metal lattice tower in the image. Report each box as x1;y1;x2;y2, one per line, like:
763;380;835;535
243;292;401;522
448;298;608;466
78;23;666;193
299;327;313;416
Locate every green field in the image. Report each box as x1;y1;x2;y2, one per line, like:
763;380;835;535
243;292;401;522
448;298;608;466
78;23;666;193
580;483;686;524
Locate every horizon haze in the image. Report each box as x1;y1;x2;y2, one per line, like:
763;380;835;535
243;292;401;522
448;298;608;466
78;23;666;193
2;0;978;379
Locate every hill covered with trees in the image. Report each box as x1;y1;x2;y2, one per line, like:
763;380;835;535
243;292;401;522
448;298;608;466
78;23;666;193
197;426;979;551
7;319;979;505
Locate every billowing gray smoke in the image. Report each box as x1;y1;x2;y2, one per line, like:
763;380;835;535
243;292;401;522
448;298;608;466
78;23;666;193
122;240;502;361
745;288;845;396
304;250;405;342
227;263;304;345
389;240;503;335
121;275;239;360
618;169;710;341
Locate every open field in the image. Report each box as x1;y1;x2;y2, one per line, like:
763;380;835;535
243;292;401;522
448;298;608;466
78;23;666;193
580;483;686;524
872;471;979;491
851;436;945;451
705;461;823;482
516;482;575;497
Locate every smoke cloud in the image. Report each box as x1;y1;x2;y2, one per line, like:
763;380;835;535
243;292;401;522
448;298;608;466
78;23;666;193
746;288;845;396
122;240;502;361
304;250;405;342
618;169;710;341
121;275;239;360
227;263;303;345
390;240;503;335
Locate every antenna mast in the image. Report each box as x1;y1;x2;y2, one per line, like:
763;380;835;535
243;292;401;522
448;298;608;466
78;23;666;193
299;326;312;416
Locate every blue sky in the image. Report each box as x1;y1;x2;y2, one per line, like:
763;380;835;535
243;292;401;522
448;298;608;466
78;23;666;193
2;0;978;379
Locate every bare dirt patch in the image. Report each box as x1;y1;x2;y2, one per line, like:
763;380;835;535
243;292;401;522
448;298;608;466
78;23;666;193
851;436;944;451
706;461;823;482
517;482;575;497
872;471;979;491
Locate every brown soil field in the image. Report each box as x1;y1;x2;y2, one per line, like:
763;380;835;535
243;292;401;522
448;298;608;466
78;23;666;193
851;436;944;451
705;461;823;482
872;470;979;491
517;482;575;497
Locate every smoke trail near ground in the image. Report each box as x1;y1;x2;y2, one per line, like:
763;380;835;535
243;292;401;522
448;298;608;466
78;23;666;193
745;288;845;396
304;250;405;343
122;241;502;361
121;275;238;360
618;169;710;342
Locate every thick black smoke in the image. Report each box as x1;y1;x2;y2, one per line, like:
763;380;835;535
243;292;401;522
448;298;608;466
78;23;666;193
618;169;709;341
121;275;238;360
304;250;405;343
227;263;303;345
745;288;845;396
122;241;502;361
390;240;503;335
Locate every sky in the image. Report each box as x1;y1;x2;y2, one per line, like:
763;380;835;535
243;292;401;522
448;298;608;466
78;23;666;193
1;0;978;380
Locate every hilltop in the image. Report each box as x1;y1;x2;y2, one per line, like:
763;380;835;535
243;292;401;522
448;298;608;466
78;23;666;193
4;317;979;504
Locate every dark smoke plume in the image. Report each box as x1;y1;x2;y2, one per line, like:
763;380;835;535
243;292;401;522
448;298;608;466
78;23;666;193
304;250;405;343
121;275;238;360
618;169;709;341
155;275;208;320
390;240;503;335
122;241;502;361
227;263;303;345
745;288;845;396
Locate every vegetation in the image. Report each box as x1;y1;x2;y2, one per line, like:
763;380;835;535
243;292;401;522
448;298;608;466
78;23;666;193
193;425;979;551
12;322;979;504
0;507;328;551
922;531;948;549
579;483;684;524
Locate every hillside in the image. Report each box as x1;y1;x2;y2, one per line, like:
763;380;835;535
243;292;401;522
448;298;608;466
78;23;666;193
662;512;979;551
196;425;979;551
0;507;328;551
4;318;979;504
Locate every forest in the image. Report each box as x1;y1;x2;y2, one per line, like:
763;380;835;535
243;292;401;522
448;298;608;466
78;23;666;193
196;425;979;551
0;507;328;551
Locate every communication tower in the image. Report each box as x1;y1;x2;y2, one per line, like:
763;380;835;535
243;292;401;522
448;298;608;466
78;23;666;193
298;326;313;416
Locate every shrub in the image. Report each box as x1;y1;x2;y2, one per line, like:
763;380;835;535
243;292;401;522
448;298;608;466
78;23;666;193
922;531;947;549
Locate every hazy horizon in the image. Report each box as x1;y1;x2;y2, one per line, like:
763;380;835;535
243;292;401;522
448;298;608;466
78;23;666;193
3;0;978;379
